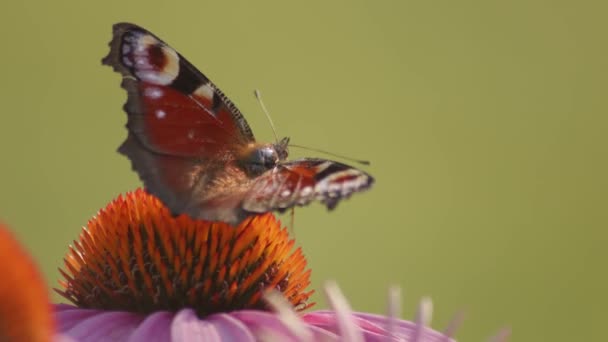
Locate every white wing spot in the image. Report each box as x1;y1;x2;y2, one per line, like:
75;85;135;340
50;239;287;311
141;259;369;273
281;189;291;197
144;87;164;99
193;83;215;101
314;161;333;173
188;130;195;139
135;34;157;52
155;109;166;119
300;187;313;197
315;169;370;198
328;184;341;193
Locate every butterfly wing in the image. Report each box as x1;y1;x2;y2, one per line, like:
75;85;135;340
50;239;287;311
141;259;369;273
242;158;374;213
102;23;255;218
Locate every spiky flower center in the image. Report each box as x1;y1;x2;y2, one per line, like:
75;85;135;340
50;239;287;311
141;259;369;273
57;189;313;316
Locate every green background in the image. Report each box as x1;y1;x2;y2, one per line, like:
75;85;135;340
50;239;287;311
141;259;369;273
0;1;606;340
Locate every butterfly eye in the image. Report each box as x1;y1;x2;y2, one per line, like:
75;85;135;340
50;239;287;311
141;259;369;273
240;146;279;176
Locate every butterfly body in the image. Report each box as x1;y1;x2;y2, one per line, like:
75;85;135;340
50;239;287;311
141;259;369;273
103;23;374;225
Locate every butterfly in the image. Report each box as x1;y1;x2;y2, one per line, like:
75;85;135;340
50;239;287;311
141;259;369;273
102;23;374;225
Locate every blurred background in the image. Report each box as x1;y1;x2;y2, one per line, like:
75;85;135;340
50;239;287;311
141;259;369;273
0;1;606;340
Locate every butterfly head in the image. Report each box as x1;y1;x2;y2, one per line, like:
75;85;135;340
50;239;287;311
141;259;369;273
239;137;289;177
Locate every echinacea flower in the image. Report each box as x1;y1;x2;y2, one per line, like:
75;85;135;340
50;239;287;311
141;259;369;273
56;189;314;340
54;189;503;341
0;222;54;342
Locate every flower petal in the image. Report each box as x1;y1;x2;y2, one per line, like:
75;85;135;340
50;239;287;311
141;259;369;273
54;305;102;332
127;311;173;341
304;309;459;342
171;309;221;342
487;328;511;342
232;310;302;341
264;290;313;341
207;313;256;341
307;326;340;341
53;333;77;342
64;311;144;341
322;281;364;342
385;286;402;341
353;312;455;342
302;311;388;336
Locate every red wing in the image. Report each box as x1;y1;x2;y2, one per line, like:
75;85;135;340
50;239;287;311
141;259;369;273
102;23;376;225
121;132;255;224
242;158;374;213
102;23;256;219
102;23;255;158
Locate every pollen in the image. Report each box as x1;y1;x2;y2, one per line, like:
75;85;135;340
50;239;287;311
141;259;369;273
56;189;314;316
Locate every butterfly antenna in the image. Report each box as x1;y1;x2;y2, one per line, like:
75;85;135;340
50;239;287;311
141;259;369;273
254;90;280;144
289;143;371;166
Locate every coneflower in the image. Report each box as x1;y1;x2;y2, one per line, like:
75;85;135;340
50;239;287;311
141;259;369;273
53;189;505;341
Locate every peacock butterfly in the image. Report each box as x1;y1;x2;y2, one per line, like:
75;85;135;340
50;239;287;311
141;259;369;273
102;23;374;225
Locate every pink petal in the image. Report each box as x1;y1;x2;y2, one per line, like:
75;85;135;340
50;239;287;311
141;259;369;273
64;311;144;341
207;313;256;341
232;310;301;341
127;311;173;341
303;311;457;342
170;309;220;342
323;281;365;342
55;306;103;332
302;311;387;335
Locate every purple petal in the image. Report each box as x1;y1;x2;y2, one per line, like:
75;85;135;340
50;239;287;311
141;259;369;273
233;309;341;341
488;328;511;342
303;311;457;342
385;286;402;341
127;311;173;341
307;325;340;341
323;281;365;342
53;333;77;342
303;311;388;335
207;313;256;341
232;310;302;341
64;311;144;341
54;305;104;332
411;298;433;342
170;309;221;342
347;312;416;330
